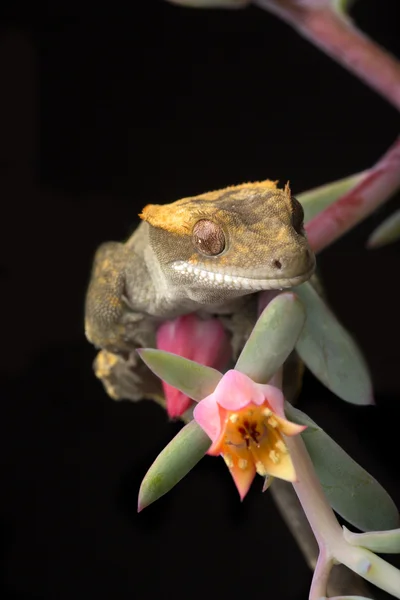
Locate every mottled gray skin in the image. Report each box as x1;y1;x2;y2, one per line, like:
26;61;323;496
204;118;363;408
84;181;315;402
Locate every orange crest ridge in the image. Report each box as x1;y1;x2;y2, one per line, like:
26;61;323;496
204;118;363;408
139;179;282;234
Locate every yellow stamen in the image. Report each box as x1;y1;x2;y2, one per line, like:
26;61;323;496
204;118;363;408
269;450;280;464
229;413;239;423
275;440;287;453
238;459;248;470
224;454;234;468
268;417;278;428
255;461;267;476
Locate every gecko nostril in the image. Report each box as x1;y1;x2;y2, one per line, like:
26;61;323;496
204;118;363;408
305;248;315;263
273;259;282;270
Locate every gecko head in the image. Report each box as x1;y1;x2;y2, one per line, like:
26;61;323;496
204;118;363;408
139;180;315;303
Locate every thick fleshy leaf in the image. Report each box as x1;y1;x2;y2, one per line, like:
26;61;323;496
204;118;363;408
343;526;400;553
298;172;364;223
138;420;211;511
137;349;222;401
294;282;373;405
366;209;400;249
235;292;306;384
305;139;400;254
285;404;399;532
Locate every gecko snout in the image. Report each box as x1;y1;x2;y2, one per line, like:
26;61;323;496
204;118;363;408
270;246;315;279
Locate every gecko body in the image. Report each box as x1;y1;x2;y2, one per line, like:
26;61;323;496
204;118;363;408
85;180;315;403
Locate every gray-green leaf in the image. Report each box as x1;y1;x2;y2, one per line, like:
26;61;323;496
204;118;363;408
343;526;400;553
235;292;305;384
137;349;222;401
138;420;211;511
366;209;400;249
294;281;373;405
285;404;399;532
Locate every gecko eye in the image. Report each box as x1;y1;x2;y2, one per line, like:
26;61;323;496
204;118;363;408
290;196;304;234
192;219;225;256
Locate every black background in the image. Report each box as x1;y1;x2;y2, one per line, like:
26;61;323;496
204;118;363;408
0;1;399;599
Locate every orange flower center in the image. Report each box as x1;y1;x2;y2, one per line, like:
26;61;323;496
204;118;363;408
217;403;293;479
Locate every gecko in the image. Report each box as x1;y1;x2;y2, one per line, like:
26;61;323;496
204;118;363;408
84;180;316;404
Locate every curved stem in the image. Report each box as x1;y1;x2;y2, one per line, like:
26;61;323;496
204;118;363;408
309;549;334;600
286;434;400;598
254;0;400;111
286;436;343;548
337;545;400;599
269;482;374;598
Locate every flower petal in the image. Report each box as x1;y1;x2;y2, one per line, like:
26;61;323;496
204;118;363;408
214;370;265;411
162;385;193;418
193;394;223;444
224;454;257;501
251;440;297;482
275;416;306;437
194;370;304;498
258;383;286;415
157;314;230;369
156;314;230;417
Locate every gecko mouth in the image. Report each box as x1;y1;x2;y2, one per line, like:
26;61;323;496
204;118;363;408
171;261;315;291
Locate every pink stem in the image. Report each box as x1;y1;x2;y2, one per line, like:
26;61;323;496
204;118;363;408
255;1;400;111
309;549;333;600
305;136;400;254
287;436;343;550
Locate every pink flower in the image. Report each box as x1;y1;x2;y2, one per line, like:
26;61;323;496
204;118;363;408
156;314;231;418
194;370;306;500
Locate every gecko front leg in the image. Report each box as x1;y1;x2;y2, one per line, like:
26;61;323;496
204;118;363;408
94;349;163;403
84;239;160;401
